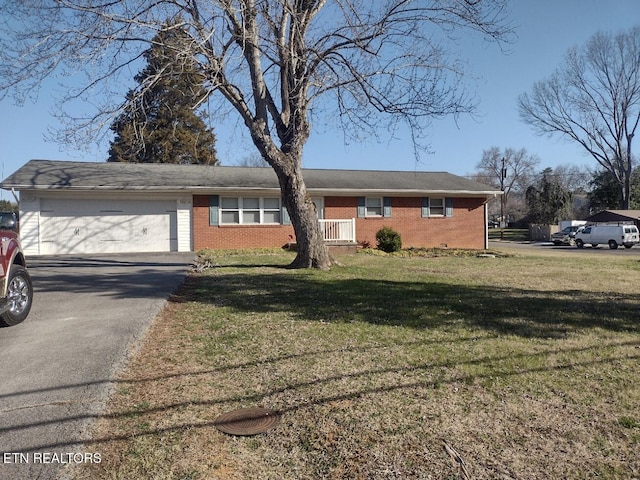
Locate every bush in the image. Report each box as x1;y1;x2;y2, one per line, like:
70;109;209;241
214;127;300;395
376;226;402;253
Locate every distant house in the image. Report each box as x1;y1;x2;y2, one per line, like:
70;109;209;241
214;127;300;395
0;160;501;255
586;210;640;228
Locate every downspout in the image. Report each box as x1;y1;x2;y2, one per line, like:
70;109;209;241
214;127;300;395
483;193;498;250
484;200;489;249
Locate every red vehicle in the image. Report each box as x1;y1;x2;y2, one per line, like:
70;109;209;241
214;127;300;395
0;215;33;327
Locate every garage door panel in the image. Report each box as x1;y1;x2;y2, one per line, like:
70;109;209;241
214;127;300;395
39;199;178;254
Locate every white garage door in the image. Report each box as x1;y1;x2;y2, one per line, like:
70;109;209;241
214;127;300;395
39;198;178;254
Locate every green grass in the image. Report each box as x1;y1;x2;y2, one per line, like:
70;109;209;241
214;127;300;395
73;248;640;480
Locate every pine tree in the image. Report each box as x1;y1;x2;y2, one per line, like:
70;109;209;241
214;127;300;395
526;168;573;224
108;21;218;165
588;168;640;210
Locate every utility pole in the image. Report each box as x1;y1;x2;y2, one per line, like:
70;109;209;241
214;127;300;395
499;157;507;228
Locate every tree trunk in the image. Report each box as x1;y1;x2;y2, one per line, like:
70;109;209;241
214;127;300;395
622;175;631;210
622;142;633;210
272;159;333;270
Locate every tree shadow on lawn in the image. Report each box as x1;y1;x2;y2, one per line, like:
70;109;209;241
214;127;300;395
9;330;638;454
187;269;640;338
9;270;637;455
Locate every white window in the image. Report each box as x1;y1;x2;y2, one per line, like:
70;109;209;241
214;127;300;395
220;197;281;224
220;197;240;224
366;197;383;217
242;197;260;224
263;198;281;224
429;198;445;216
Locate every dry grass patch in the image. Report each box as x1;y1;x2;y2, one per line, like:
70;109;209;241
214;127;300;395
71;250;640;480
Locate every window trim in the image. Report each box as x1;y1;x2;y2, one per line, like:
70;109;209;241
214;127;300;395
219;196;282;225
262;197;281;224
429;197;445;217
357;196;392;218
365;197;383;217
422;197;453;218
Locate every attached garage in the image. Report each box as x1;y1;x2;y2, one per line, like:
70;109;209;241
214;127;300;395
38;198;178;255
0;161;198;256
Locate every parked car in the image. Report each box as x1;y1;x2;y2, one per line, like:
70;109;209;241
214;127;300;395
551;225;584;245
574;224;640;249
0;228;32;326
0;211;18;231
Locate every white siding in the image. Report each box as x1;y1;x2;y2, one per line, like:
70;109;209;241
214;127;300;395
176;197;193;252
18;193;41;256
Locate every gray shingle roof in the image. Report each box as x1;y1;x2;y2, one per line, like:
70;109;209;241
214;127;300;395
586;210;640;221
1;159;500;196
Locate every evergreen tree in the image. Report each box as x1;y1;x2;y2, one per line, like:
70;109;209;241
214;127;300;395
588;168;640;210
0;200;17;213
587;170;623;211
526;168;573;224
108;21;218;165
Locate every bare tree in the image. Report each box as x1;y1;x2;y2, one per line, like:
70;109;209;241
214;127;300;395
474;146;539;223
235;153;271;168
550;164;590;193
518;26;640;210
0;0;512;268
551;164;591;218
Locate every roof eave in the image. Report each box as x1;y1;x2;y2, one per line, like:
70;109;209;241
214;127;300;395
302;188;501;196
3;184;502;197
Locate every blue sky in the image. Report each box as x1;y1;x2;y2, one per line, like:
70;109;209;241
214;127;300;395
1;0;639;185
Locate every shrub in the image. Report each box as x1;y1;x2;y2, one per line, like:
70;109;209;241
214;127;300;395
376;226;402;253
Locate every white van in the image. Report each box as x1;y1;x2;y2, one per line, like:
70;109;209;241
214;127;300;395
574;224;639;249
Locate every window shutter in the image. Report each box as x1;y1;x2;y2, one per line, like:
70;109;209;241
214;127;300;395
357;197;366;218
383;197;392;217
209;195;219;225
445;197;454;217
281;199;291;225
421;197;430;217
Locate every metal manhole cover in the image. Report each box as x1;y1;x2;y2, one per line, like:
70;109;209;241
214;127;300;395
213;407;280;436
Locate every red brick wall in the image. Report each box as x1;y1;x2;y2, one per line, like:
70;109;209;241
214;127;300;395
193;195;486;250
324;196;486;249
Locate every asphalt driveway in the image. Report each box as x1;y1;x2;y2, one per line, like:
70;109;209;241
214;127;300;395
0;252;194;480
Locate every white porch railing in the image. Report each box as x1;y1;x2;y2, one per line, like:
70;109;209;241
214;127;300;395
319;218;356;243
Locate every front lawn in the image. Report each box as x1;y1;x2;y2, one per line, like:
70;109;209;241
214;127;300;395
72;249;640;479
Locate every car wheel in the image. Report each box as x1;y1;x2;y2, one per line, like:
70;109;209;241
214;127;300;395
592;244;598;248
608;240;618;249
0;265;33;327
576;239;584;248
624;244;632;249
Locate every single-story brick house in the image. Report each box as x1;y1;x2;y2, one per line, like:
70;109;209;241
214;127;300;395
0;159;501;255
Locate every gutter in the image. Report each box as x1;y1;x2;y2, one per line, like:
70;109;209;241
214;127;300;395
1;184;503;197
